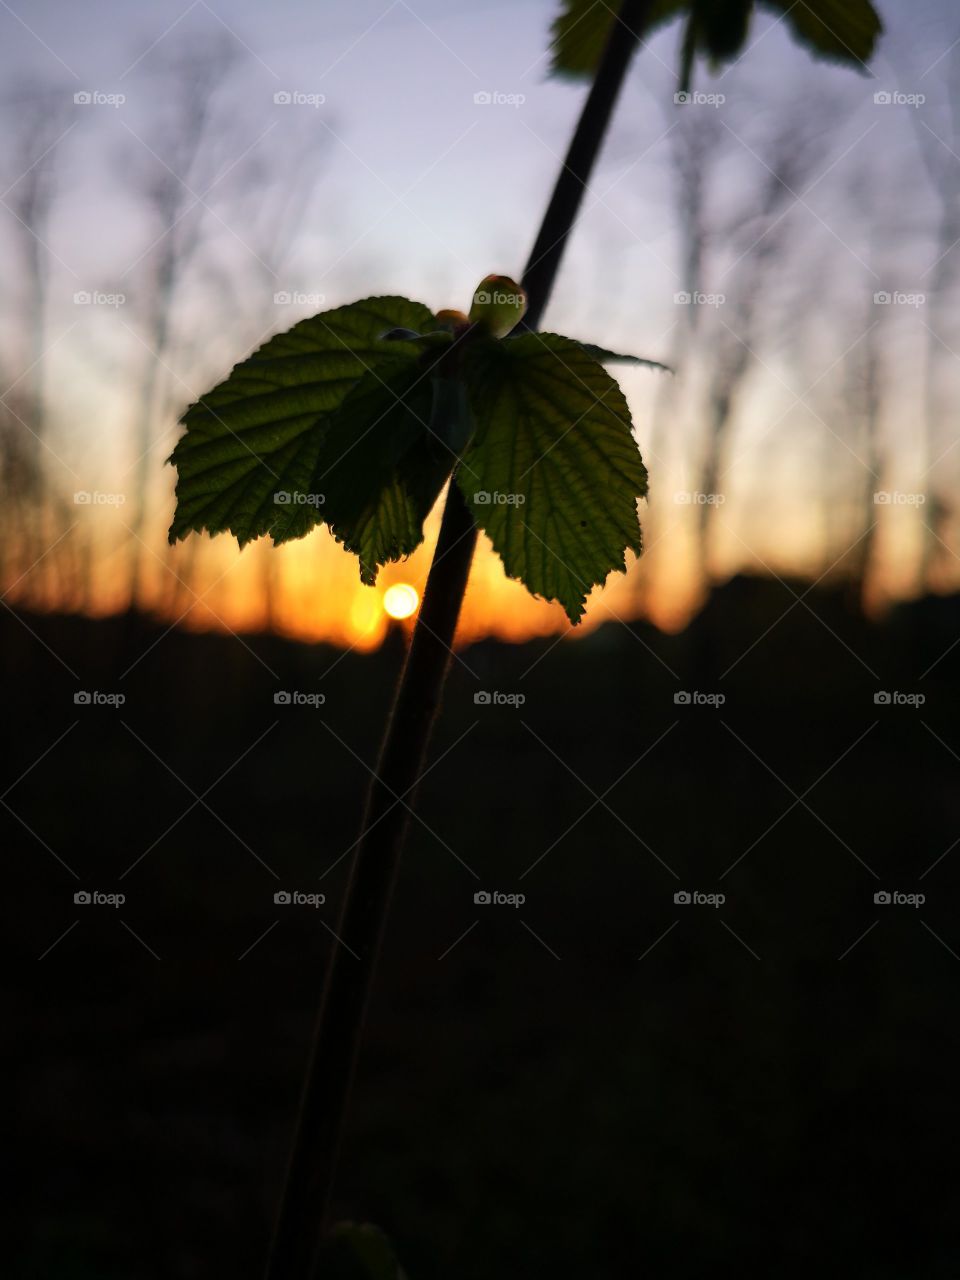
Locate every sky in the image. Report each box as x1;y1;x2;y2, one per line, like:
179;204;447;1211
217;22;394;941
1;0;956;646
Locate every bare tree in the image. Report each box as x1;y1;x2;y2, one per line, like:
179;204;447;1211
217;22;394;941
902;37;960;593
113;33;331;629
636;105;723;613
694;103;831;582
119;34;242;611
0;84;74;601
842;271;886;609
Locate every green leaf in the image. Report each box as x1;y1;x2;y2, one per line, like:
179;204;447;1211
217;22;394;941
309;362;453;584
167;295;435;546
458;333;647;624
548;0;880;82
764;0;882;69
318;1221;409;1280
575;341;671;372
549;0;685;79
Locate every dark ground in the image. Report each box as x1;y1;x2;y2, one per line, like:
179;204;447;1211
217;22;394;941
5;574;960;1278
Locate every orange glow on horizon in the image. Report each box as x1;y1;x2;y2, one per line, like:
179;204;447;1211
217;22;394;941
13;489;938;653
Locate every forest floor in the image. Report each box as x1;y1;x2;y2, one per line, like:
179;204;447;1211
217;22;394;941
6;575;960;1278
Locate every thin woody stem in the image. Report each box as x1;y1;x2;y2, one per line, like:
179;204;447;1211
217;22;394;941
265;3;652;1274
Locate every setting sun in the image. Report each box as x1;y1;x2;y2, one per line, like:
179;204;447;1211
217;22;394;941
383;583;420;620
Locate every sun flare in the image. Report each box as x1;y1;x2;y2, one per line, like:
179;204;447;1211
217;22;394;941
382;583;420;620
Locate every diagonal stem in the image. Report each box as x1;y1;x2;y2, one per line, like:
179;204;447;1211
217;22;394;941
521;0;654;331
265;479;477;1280
265;3;652;1275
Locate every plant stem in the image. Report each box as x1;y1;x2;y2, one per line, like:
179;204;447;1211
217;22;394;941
265;3;651;1275
266;480;477;1280
521;0;654;332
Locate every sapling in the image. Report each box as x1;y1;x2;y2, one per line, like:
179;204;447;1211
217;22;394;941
166;1;881;1274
